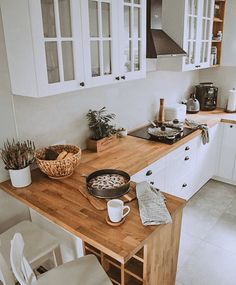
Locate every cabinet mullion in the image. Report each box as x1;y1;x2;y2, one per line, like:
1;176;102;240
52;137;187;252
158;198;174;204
54;0;65;82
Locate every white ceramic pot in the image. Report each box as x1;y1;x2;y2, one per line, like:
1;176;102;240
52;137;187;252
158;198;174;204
119;129;128;137
9;166;32;188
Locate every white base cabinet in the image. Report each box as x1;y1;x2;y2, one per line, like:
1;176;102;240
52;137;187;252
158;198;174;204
132;124;220;200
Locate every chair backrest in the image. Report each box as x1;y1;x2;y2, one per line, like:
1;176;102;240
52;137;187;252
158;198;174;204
0;250;15;285
10;233;37;285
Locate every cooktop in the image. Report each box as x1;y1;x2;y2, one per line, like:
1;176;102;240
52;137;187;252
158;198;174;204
129;125;197;145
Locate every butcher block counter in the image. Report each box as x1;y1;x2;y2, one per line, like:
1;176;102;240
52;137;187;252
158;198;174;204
0;108;235;285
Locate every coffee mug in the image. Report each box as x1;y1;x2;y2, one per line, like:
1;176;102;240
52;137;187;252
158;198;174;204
107;199;130;223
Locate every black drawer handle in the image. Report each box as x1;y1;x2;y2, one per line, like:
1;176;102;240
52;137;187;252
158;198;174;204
185;146;190;151
182;183;187;188
115;76;120;81
195;65;201;68
150;181;154;185
230;125;233;128
146;170;153;176
184;156;190;161
121;76;126;80
80;82;85;87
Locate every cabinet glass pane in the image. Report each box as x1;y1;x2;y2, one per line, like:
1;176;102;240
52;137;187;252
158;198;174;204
41;0;56;38
200;42;209;63
45;42;60;83
89;1;99;37
58;0;72;37
202;19;210;40
203;0;213;18
124;41;131;72
188;0;197;15
124;0;131;3
102;3;111;37
134;7;140;38
186;41;196;64
124;6;131;38
103;41;112;75
62;41;74;81
91;41;100;77
134;40;140;71
134;0;141;4
187;16;197;40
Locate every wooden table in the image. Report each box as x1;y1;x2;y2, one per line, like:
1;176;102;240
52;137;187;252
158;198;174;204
0;163;185;285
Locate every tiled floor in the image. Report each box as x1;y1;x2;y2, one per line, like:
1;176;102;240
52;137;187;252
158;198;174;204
177;179;236;285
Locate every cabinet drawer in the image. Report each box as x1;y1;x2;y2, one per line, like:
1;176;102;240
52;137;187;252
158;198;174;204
131;156;166;183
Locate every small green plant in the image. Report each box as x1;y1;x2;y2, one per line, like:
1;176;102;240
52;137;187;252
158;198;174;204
1;139;35;170
86;107;116;140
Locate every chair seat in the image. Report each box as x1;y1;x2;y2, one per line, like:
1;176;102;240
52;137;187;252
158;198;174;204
34;255;112;285
0;220;59;267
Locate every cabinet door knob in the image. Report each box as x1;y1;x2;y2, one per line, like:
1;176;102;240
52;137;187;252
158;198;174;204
230;125;233;128
182;183;187;188
185;146;190;151
150;181;154;185
115;76;120;81
121;76;126;80
184;156;190;161
146;170;153;176
80;82;85;87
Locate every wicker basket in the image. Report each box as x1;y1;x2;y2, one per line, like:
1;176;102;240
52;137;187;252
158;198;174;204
35;145;81;179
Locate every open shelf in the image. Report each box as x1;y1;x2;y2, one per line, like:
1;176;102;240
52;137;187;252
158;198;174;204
125;258;143;282
214;17;223;22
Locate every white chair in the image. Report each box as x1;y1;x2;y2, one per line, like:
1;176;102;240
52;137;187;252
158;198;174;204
10;233;112;285
0;220;61;272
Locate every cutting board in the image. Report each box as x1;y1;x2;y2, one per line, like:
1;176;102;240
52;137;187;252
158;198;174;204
78;182;137;211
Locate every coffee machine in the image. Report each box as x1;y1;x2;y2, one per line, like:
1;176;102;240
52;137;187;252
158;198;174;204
195;82;218;111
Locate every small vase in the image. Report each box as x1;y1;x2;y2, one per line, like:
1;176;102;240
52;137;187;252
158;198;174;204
9;166;32;188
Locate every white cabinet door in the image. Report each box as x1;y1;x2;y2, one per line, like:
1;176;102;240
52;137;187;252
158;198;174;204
217;123;236;181
183;0;214;71
117;0;146;81
81;0;120;87
1;0;85;97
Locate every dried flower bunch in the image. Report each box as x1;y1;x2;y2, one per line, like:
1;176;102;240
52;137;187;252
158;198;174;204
86;107;116;140
1;139;35;170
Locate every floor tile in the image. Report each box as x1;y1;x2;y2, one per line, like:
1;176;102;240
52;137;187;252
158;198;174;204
203;213;236;254
177;241;236;285
225;196;236;216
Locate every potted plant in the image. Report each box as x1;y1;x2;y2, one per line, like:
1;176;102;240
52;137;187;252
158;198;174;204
86;107;117;152
0;139;35;187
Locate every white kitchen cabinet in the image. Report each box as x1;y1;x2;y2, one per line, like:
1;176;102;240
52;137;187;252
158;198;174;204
215;123;236;184
158;0;214;71
1;0;85;97
1;0;146;97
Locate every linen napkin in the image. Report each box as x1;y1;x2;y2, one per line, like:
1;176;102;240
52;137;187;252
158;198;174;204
185;119;210;145
136;181;172;226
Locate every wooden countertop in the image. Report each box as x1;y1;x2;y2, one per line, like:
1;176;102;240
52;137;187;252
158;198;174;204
0;108;235;264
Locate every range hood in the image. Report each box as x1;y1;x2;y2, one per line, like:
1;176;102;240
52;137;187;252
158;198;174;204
147;0;187;58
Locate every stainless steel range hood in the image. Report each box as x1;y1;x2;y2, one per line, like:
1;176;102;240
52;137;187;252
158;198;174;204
147;0;187;58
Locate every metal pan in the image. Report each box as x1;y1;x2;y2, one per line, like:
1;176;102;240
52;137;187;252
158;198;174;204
86;169;130;199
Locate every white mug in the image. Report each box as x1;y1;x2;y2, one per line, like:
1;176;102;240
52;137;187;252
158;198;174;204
107;199;130;223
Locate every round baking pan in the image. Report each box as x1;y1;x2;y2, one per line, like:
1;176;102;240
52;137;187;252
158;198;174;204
86;169;130;199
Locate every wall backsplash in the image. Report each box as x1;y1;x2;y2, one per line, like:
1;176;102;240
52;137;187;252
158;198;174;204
199;67;236;108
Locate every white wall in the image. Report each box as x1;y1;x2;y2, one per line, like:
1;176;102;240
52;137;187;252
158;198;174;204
199;67;236;108
0;7;199;232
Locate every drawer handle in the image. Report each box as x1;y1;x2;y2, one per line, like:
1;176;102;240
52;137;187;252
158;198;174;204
80;82;85;87
182;183;187;188
121;76;126;80
115;76;120;81
185;146;190;151
146;170;153;176
230;125;233;128
184;156;190;161
150;181;154;185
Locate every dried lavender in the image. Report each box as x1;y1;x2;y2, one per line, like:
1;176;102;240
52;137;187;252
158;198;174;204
0;139;35;170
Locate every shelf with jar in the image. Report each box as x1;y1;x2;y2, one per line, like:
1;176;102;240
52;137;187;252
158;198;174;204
210;0;226;67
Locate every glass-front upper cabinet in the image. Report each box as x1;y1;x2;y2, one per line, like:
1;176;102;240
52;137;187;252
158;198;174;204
118;0;146;80
183;0;214;71
81;0;119;87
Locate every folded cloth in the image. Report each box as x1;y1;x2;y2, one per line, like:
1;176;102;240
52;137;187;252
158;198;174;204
136;181;172;226
185;119;209;145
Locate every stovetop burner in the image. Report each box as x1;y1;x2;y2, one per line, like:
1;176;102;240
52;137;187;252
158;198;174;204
129;124;196;145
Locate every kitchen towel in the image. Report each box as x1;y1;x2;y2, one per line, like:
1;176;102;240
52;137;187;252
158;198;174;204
227;88;236;112
136;181;172;226
185;119;209;145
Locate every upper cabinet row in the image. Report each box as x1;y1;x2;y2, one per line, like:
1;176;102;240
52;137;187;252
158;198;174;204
1;0;146;97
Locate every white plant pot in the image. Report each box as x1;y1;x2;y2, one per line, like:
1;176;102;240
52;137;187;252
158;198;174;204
119;129;128;137
9;166;32;188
